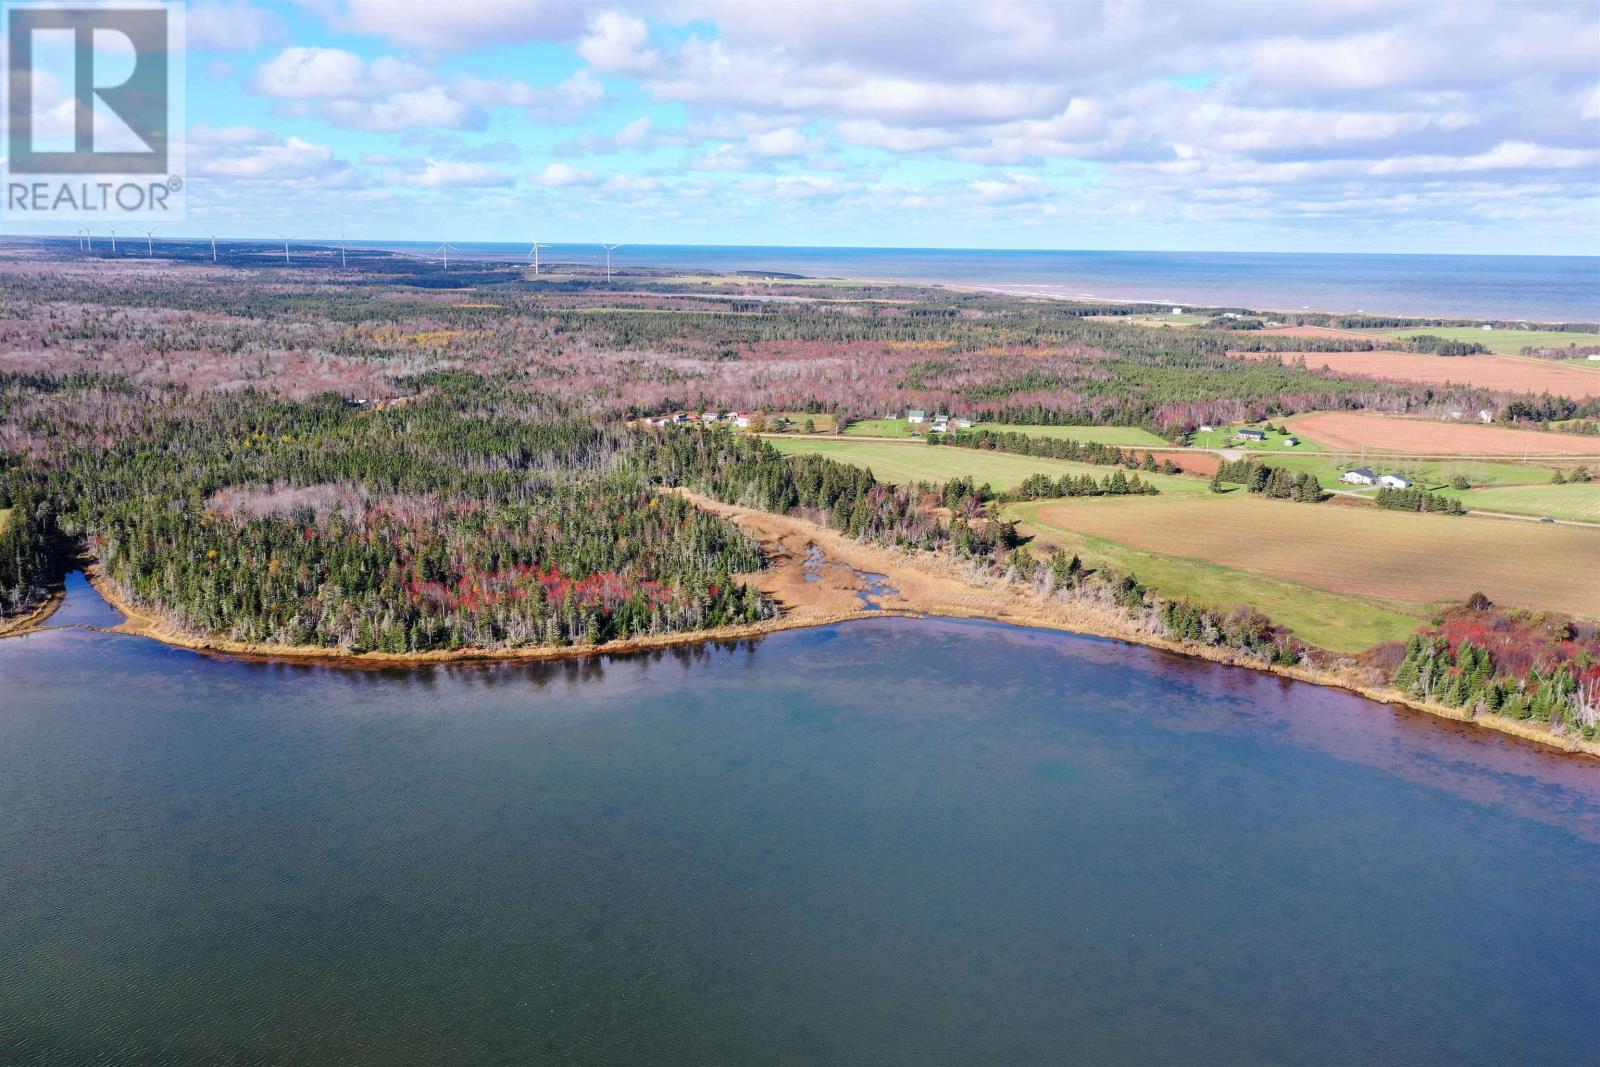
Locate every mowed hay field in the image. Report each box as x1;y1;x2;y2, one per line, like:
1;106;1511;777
1019;495;1600;618
973;423;1169;447
1286;412;1600;456
1235;350;1600;401
1441;481;1600;522
769;438;1207;493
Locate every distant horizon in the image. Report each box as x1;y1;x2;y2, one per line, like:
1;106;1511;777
9;234;1598;261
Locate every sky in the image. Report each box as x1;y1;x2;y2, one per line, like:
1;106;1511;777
8;0;1600;254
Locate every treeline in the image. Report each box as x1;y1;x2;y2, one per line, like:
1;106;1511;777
0;462;54;617
935;428;1180;474
1375;487;1466;515
1003;546;1301;665
1010;470;1159;501
638;429;1016;562
1212;458;1325;502
1393;624;1599;738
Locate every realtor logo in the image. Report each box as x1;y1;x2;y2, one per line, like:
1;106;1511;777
3;1;186;220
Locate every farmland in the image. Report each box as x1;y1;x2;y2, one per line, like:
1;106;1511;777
1013;495;1600;619
1285;411;1600;456
842;418;918;438
1235;349;1600;400
1367;326;1600;356
1260;453;1560;491
1437;481;1600;522
1010;508;1429;652
768;438;1208;493
973;423;1169;447
1189;424;1323;452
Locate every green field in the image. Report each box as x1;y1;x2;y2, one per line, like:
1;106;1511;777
0;507;11;534
842;418;918;438
1368;326;1600;356
973;423;1169;447
1189;425;1323;452
1257;453;1559;491
1436;481;1600;522
770;438;1208;493
1007;502;1428;653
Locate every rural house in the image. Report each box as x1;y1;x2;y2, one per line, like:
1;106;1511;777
906;409;926;424
1236;428;1268;442
1341;468;1377;485
1378;473;1414;489
1282;436;1300;447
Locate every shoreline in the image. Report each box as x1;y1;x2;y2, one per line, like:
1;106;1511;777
7;513;1595;760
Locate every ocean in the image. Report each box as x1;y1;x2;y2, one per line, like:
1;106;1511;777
364;242;1600;322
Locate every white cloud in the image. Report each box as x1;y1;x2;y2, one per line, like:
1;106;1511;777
189;2;282;52
337;0;588;51
537;162;598;187
197;132;353;183
578;12;658;74
746;128;824;157
405;160;511;188
322;87;480;132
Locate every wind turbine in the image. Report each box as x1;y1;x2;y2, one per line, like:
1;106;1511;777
276;234;292;266
434;241;459;269
209;234;218;263
600;242;621;284
142;228;156;256
80;227;92;252
339;224;347;269
109;228;117;253
527;239;545;275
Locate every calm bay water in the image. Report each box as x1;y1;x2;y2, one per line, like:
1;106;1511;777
4;576;1600;1064
371;242;1600;321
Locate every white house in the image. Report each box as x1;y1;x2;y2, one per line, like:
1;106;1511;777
731;412;751;428
1171;307;1184;315
1198;424;1214;433
1480;324;1495;331
1341;468;1377;485
1235;428;1268;442
1477;409;1494;424
953;417;973;430
1378;473;1414;489
906;409;926;424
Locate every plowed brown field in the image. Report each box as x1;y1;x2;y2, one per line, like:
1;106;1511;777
1284;411;1600;455
1235;349;1600;400
1025;495;1600;618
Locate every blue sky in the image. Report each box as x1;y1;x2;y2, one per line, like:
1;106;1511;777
12;0;1600;253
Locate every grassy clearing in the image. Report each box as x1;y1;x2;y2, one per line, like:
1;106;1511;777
1189;424;1324;452
762;412;839;433
1010;505;1427;652
1011;494;1600;619
1436;481;1600;522
1259;453;1558;490
1367;326;1600;356
842;418;920;438
770;438;1208;493
973;423;1169;447
0;507;10;534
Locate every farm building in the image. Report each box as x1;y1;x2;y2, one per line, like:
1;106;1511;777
1378;473;1414;489
1283;436;1300;447
1341;468;1378;485
906;410;926;424
953;417;973;430
1235;428;1268;442
1477;410;1495;424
